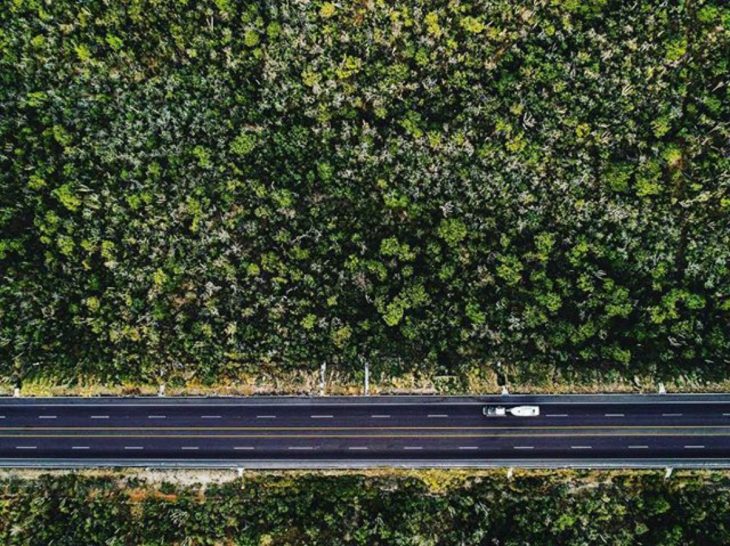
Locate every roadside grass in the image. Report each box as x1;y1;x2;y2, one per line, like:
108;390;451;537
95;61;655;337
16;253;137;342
2;467;728;490
5;365;730;398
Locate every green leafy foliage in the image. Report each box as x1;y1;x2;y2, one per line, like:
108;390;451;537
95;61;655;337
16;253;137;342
0;472;728;545
0;0;728;385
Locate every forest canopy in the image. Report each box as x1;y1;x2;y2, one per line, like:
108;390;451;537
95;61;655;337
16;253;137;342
1;0;728;385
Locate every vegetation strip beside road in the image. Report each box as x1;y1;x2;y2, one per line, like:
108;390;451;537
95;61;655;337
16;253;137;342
0;469;728;544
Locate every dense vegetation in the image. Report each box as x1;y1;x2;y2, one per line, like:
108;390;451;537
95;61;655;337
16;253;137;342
0;470;726;545
1;0;728;386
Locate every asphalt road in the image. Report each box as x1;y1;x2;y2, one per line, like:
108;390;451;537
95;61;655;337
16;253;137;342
0;394;729;468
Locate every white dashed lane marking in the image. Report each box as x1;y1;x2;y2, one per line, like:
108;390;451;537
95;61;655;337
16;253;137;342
427;414;448;418
371;414;390;418
513;446;534;450
71;446;89;450
403;446;423;450
124;446;144;450
663;413;682;417
310;415;333;419
234;447;255;451
604;413;624;417
458;446;478;450
90;415;109;419
256;415;276;419
288;446;314;450
148;415;166;419
570;446;592;450
684;445;704;449
546;414;568;417
628;445;649;449
15;446;36;450
38;415;56;419
348;446;368;451
201;415;221;419
181;446;199;451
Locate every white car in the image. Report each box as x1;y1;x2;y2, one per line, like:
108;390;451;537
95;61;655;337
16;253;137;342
483;405;540;417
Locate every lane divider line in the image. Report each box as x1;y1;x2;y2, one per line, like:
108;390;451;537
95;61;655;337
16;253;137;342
428;414;448;418
684;445;705;449
605;414;624;417
570;446;592;449
124;446;143;450
628;445;648;449
38;416;56;419
310;415;333;419
90;416;109;419
2;424;728;431
513;446;534;450
233;447;255;450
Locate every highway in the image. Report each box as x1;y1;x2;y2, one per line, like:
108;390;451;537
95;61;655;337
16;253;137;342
0;394;729;468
